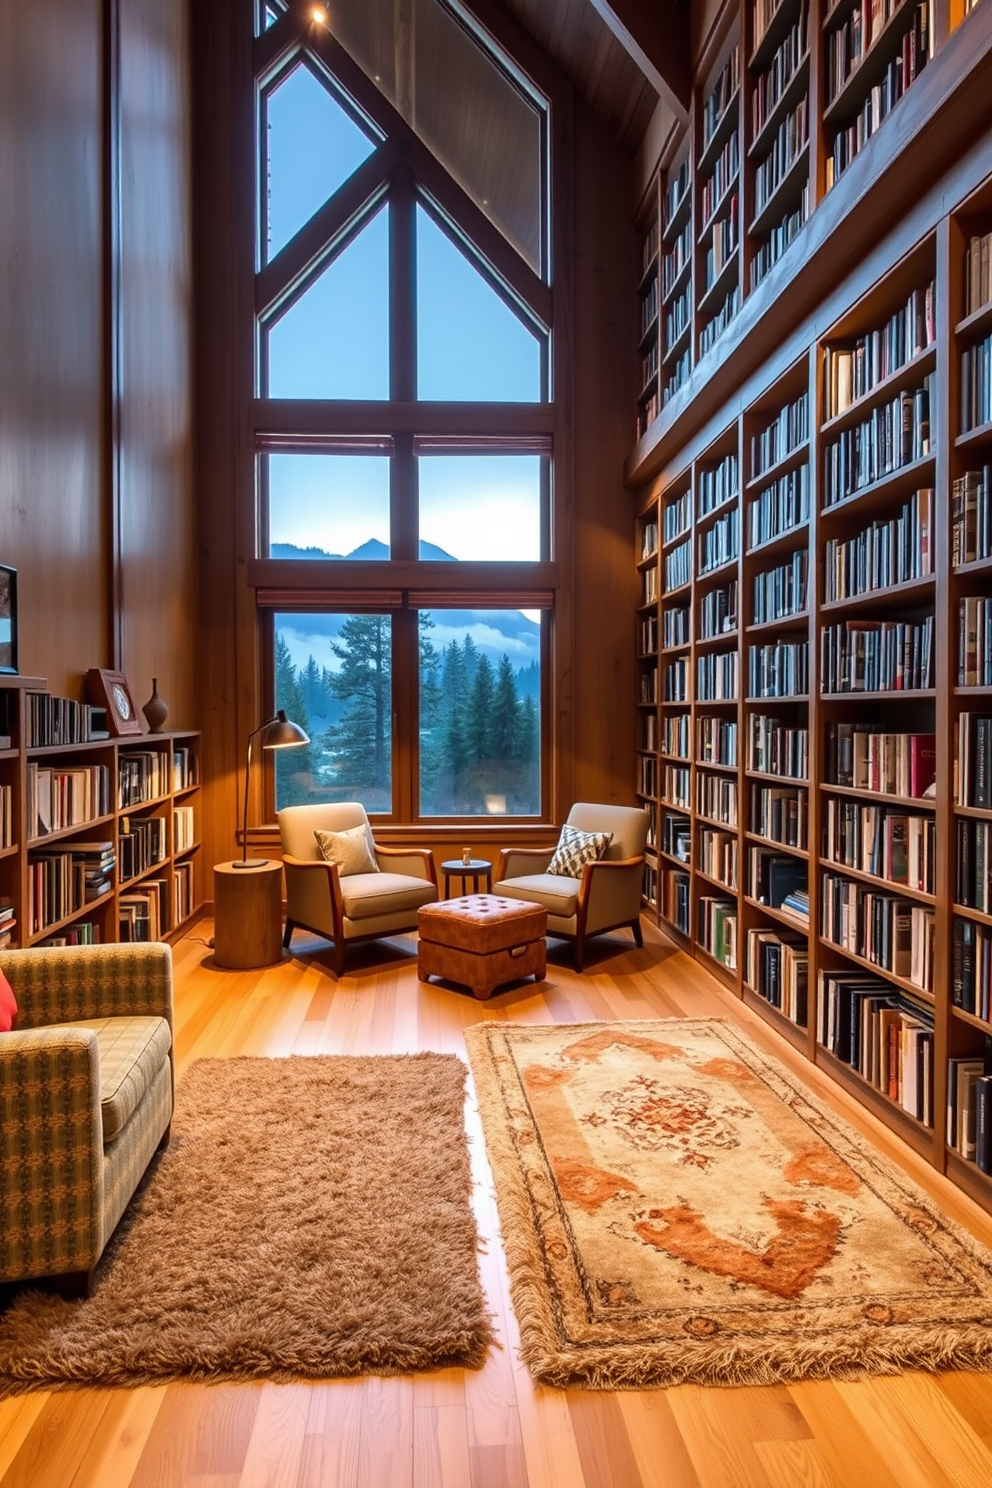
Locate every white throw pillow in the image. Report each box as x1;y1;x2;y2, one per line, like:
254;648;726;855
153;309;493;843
313;824;379;877
546;824;612;878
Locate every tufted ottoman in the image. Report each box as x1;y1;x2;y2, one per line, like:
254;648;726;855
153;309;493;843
417;894;547;1000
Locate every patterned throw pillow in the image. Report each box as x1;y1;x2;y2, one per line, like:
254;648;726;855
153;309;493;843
546;824;612;878
0;967;17;1033
313;824;380;877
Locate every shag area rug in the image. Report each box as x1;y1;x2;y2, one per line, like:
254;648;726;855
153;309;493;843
465;1019;992;1389
0;1055;492;1397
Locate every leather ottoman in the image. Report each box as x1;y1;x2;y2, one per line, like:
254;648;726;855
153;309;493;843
417;894;547;1000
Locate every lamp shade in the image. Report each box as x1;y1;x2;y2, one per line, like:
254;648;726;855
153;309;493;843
261;709;309;750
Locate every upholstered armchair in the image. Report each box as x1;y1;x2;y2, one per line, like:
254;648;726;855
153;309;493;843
494;802;648;970
278;803;438;976
0;942;174;1296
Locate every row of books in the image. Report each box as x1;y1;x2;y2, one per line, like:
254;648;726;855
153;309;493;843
698;715;737;767
662;869;690;934
749;388;808;483
662;219;692;301
640;519;659;559
952;918;992;1022
957;819;992;914
819;616;934;693
820;968;934;1127
25;762;111;841
965;229;992;318
642;215;660;276
747;927;808;1026
823;799;935;892
960;333;992;433
748;714;808;779
642;861;658;910
955;713;992;807
700;133;739;232
948;1049;992;1168
642;567;658;605
118;816;168;882
637;755;658;799
640;276;659;338
663;156;689;230
701;43;740;151
641;612;660;654
821;870;935;990
749;848;806;910
641;664;659;704
747;639;809;697
824;0;926;104
665;293;690;353
699;452;739;519
699;581;737;639
38;921;99;948
120;880;169;942
174;806;196;851
752;549;807;624
700;828;737;889
24;693;105;748
822;380;932;507
27;843;115;935
664;539;692;591
959;596;992;686
703;201;739;297
664;764;691;810
950;467;992;566
746;464;809;549
118;751;168;809
662;607;688;649
698;771;738;827
751;783;807;848
823;281;935;419
750;190;809;292
663;349;691;409
699;896;738;970
825;725;935;796
643;341;660;393
700;284;741;358
753;97;808;218
697;650;738;701
0;783;12;850
824;21;931;192
663;489;691;545
751;3;809;139
661;813;691;863
662;658;687;701
822;488;933;601
642;712;658;752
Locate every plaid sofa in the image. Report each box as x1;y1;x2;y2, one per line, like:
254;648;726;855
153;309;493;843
0;942;174;1291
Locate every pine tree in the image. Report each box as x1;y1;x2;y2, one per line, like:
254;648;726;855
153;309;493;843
273;633;313;806
438;641;470;810
468;653;495;766
326;614;391;802
492;655;519;763
419;614;444;809
516;693;539;812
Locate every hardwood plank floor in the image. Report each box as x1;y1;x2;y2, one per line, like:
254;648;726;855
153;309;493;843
4;918;992;1488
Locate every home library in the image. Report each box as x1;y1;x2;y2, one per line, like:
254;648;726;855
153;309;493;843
0;677;201;949
634;147;992;1206
631;0;992;450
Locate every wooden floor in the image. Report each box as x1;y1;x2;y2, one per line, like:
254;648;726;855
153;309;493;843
4;919;992;1488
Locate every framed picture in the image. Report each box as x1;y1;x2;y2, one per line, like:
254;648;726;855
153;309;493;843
85;668;145;736
0;565;16;674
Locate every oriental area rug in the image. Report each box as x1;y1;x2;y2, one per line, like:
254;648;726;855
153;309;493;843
465;1019;992;1389
0;1055;492;1397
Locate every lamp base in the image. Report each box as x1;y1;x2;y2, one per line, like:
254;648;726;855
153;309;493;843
232;858;271;869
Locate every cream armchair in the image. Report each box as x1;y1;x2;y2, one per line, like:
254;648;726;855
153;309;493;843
0;942;174;1296
494;803;648;971
278;804;438;976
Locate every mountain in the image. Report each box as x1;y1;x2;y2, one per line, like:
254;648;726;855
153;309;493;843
270;539;457;561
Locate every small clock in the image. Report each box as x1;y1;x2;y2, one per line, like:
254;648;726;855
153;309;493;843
85;669;145;736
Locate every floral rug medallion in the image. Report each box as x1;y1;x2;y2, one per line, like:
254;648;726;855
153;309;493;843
465;1019;992;1388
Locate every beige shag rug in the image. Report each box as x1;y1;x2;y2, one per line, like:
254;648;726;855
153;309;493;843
465;1019;992;1389
0;1055;493;1397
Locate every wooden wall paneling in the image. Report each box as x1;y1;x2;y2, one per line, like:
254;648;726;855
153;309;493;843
117;0;197;732
0;0;108;694
192;0;257;873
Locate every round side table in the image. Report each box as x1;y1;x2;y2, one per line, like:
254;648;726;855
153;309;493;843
440;858;493;898
213;860;284;969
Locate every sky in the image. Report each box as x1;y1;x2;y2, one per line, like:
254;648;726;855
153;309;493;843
264;60;544;560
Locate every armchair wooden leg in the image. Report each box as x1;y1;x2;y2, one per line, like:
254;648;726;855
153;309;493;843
332;939;346;977
282;918;296;950
631;918;643;948
573;936;585;973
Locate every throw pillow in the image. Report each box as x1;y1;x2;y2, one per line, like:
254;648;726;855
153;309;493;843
546;824;612;878
313;824;380;877
0;967;17;1033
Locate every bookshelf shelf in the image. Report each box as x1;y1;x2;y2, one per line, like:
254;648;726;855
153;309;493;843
750;143;810;240
953;901;992;928
638;250;660;296
697;556;739;585
822;1;922;130
820;689;936;701
662;186;692;245
746;445;809;493
699;177;741;247
751;0;803;70
744;894;809;933
697;759;738;775
743;984;809;1049
26;812;116;850
662;256;692;309
819;856;936;905
955;297;992;340
697;866;739;894
816;1045;935;1157
0;844;19;862
746;831;809;859
819;344;937;439
747;768;809;785
698;86;741;176
696;629;740;649
822;781;935;808
820;935;935;1003
951;1005;992;1035
28;888;116;947
698;253;740;319
746;611;808;634
750;52;810;162
956;421;992;451
955;803;992;820
663;323;692;367
638;315;660;355
820;574;935;614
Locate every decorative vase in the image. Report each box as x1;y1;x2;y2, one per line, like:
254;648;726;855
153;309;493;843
142;679;169;733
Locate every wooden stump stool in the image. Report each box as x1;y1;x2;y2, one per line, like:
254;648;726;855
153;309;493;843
213;860;284;969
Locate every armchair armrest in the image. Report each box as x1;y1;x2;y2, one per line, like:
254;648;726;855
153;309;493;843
373;845;438;885
0;1026;104;1279
0;943;173;1033
578;856;645;934
496;847;555;880
283;853;344;934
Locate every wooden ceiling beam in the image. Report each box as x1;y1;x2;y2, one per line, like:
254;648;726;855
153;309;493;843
585;0;691;121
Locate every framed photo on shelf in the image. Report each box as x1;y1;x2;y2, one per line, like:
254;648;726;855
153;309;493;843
0;565;17;674
85;668;145;736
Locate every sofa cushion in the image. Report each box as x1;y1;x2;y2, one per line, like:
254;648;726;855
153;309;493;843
341;872;437;922
493;874;580;918
48;1015;172;1142
547;824;612;878
314;823;379;877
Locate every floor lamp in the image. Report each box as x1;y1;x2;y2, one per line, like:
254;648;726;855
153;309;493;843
235;709;309;868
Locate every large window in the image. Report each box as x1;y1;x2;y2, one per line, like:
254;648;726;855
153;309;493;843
254;2;554;821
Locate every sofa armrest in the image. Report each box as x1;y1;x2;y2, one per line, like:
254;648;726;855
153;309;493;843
578;856;645;933
373;845;438;885
496;848;555;880
0;943;173;1032
0;1027;104;1280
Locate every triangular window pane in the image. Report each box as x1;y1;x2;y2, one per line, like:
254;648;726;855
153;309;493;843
264;63;376;263
266;206;390;400
263;5;280;30
417;207;542;402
